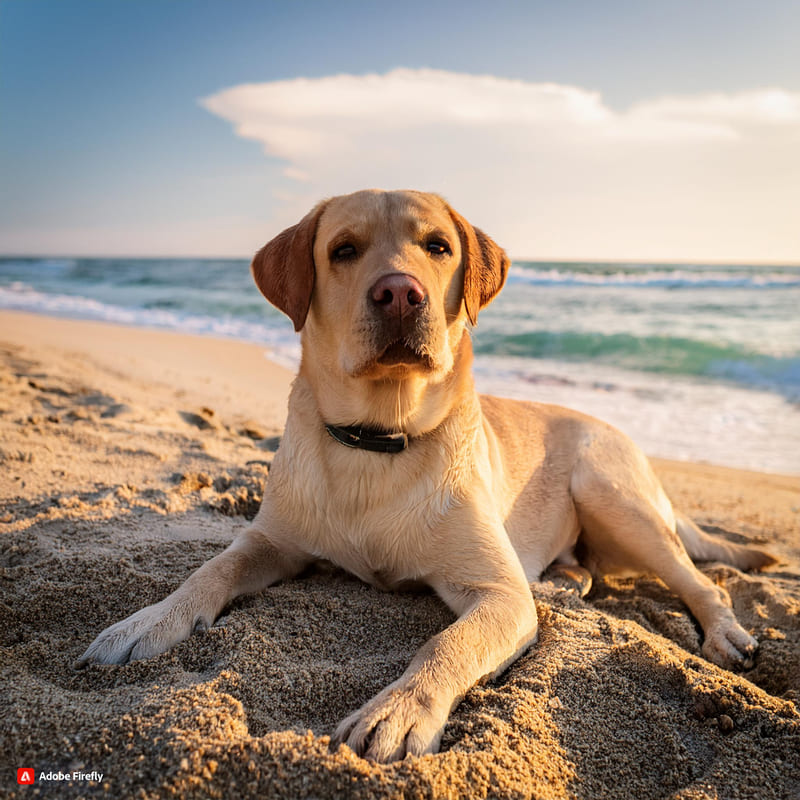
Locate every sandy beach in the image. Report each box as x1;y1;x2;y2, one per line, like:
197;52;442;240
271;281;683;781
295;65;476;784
1;309;798;799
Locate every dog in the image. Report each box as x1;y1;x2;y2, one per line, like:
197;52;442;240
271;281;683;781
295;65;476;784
78;189;775;762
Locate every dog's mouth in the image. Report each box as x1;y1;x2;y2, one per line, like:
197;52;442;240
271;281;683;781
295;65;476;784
348;337;437;379
347;308;441;378
376;340;428;366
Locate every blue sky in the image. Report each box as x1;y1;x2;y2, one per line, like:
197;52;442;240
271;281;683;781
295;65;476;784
1;0;799;261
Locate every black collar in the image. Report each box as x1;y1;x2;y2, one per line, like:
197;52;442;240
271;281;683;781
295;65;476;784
325;423;409;453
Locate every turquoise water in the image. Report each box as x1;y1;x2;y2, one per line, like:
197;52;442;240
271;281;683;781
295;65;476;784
1;257;799;473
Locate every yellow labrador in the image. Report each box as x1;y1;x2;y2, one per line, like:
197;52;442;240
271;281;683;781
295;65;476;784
78;189;775;762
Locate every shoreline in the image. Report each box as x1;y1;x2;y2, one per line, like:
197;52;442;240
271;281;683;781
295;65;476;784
0;309;294;424
1;308;798;799
3;308;798;477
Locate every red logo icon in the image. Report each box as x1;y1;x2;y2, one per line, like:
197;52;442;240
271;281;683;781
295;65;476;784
17;768;35;785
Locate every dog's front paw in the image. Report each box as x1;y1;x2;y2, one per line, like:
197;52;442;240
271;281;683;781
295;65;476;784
74;595;207;668
332;681;449;762
702;618;758;670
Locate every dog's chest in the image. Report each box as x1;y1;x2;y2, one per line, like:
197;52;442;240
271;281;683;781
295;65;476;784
274;446;454;588
322;481;449;588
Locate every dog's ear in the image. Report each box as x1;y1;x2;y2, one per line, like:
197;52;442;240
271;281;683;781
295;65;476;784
448;206;510;325
251;201;328;332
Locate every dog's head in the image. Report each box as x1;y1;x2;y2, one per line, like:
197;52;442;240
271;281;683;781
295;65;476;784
252;190;508;386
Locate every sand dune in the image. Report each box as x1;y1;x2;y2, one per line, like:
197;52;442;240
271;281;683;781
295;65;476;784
1;311;798;799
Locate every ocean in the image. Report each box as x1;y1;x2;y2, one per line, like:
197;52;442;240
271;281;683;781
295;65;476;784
1;257;799;475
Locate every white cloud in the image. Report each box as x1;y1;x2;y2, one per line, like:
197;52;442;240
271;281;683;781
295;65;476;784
631;88;800;126
201;70;800;262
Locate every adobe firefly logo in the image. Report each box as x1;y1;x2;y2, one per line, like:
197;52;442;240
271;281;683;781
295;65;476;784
17;768;35;785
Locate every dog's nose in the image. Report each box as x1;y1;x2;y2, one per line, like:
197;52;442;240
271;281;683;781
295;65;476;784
370;273;426;318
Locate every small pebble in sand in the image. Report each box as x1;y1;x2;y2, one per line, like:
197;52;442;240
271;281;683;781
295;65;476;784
718;714;735;734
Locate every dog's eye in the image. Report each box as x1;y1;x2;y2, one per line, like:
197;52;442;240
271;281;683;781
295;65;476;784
331;243;357;262
426;240;451;256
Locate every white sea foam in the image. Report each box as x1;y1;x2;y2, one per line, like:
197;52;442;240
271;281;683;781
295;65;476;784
0;282;302;369
473;355;800;475
507;265;800;289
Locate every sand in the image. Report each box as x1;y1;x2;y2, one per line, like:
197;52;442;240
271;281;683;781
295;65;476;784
1;309;798;799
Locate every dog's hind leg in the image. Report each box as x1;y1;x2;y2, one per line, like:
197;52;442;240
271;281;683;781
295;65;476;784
541;562;593;597
570;448;761;670
675;513;777;570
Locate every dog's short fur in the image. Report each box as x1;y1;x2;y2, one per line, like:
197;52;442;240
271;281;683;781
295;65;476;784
79;189;775;762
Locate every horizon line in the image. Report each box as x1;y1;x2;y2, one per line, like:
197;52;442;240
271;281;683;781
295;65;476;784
2;253;799;269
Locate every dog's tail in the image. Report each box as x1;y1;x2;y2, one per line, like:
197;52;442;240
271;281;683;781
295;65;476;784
675;513;778;571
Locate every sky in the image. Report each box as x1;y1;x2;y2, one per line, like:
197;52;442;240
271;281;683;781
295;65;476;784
1;0;799;262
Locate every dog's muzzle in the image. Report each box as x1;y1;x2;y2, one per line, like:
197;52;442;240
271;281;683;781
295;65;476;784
368;273;432;367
